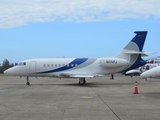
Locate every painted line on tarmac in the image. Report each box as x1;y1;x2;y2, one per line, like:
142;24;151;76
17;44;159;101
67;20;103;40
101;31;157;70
91;87;121;120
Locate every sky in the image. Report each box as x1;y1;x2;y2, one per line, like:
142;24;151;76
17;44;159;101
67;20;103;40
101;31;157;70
0;0;160;64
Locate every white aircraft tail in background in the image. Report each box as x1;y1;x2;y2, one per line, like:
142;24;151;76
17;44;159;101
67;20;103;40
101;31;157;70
4;31;148;85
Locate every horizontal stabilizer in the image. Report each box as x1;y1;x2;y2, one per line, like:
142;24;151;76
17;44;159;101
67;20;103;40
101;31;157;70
124;51;154;56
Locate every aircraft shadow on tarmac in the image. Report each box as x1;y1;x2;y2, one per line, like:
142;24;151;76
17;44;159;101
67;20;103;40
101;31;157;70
26;81;134;88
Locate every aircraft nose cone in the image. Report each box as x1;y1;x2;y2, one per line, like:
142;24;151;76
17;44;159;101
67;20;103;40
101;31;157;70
3;66;23;76
4;68;14;75
141;70;154;78
140;72;148;78
4;69;9;74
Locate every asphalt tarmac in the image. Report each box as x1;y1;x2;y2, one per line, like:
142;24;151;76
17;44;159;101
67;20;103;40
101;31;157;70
0;74;160;120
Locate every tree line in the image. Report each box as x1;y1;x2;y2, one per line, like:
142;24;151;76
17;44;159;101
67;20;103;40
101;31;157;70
0;59;18;73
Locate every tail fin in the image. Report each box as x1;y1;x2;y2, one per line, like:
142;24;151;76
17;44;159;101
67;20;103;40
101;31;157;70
114;31;148;71
124;31;147;52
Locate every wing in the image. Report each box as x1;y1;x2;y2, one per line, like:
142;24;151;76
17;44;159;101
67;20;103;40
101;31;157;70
60;73;105;78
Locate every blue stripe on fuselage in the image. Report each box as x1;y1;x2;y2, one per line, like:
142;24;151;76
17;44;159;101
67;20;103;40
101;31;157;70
37;58;88;74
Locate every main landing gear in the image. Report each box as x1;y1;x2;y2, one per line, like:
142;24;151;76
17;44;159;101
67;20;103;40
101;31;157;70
79;78;86;85
26;76;30;85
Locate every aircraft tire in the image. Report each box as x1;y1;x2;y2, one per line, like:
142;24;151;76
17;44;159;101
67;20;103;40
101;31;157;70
26;82;30;85
79;78;86;85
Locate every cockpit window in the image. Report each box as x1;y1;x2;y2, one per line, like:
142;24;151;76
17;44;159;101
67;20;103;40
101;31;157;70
19;62;26;66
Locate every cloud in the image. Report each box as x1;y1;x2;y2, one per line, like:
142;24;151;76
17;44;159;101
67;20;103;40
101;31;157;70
0;0;160;28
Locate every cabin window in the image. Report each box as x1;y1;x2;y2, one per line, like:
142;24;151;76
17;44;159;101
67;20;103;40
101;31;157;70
59;64;61;67
67;64;69;67
51;64;53;67
55;64;57;67
47;64;50;67
43;64;46;67
71;64;74;67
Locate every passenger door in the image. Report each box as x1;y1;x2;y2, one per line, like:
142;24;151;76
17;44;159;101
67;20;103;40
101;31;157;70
29;61;37;74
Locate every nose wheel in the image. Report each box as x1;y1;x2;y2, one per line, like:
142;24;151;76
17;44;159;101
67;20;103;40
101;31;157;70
26;77;30;85
79;78;86;85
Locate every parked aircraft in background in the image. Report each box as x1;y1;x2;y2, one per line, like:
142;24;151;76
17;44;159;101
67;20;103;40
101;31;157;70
125;69;141;77
125;57;160;77
141;65;160;81
147;57;160;64
4;31;148;85
125;63;159;77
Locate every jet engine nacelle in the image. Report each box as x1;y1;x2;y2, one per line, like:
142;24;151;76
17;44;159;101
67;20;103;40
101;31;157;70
100;58;128;68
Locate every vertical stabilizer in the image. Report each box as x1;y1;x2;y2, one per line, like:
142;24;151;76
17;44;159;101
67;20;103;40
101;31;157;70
124;31;147;52
114;31;148;71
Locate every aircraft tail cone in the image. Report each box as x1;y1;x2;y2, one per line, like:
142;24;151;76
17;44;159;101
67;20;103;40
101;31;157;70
134;81;139;94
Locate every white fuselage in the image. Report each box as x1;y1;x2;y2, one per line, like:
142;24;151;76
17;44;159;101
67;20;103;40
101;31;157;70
141;65;160;79
5;58;129;78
